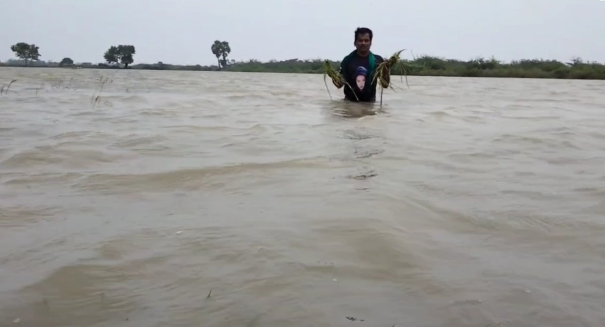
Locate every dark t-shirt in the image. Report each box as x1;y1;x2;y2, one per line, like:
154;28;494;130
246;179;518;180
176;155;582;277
339;52;385;102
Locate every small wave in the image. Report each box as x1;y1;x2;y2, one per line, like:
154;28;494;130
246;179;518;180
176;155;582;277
3;172;81;187
68;111;106;117
225;94;270;101
49;131;93;140
110;135;169;149
139;109;179;116
409;158;487;174
0;205;62;228
0;147;130;170
73;158;335;193
341;129;379;140
330;107;378;118
587;132;605;140
447;152;497;162
0;149;64;168
0;127;17;133
501;114;562;121
118;95;148;103
532;126;574;134
160;125;272;135
492;134;547;144
571;187;605;198
491;133;582;150
428;110;454;119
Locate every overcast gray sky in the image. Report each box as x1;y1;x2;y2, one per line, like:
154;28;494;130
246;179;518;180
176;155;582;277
0;0;603;65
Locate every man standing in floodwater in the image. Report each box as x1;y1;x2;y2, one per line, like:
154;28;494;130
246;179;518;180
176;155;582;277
331;27;390;102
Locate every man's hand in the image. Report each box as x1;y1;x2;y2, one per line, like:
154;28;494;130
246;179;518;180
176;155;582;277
380;63;391;87
332;77;344;89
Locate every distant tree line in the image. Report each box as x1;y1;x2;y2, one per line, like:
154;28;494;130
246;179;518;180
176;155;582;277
6;42;138;69
223;55;604;80
4;41;605;80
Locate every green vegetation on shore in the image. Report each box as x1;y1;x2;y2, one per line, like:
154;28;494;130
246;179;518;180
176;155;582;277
3;41;605;80
222;56;605;80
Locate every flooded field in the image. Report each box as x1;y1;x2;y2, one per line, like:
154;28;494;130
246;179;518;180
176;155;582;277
1;67;604;327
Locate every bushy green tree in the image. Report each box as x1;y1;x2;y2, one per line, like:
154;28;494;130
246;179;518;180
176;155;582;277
10;43;40;66
104;45;136;68
59;57;74;67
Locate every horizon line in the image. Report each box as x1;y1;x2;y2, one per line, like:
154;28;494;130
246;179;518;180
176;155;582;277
3;55;604;66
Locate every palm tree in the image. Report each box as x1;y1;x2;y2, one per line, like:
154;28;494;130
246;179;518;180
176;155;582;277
210;40;232;70
220;41;231;69
211;40;223;69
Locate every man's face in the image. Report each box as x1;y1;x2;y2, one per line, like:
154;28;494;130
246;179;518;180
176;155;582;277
355;33;372;52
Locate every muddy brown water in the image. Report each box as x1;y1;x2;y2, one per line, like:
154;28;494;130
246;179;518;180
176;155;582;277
0;67;604;327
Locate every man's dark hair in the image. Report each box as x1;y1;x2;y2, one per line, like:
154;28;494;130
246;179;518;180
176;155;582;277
354;27;373;42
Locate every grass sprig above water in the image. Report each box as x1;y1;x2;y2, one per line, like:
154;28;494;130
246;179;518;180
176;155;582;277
0;79;17;95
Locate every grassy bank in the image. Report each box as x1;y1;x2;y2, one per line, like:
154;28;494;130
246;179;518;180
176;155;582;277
2;55;604;80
